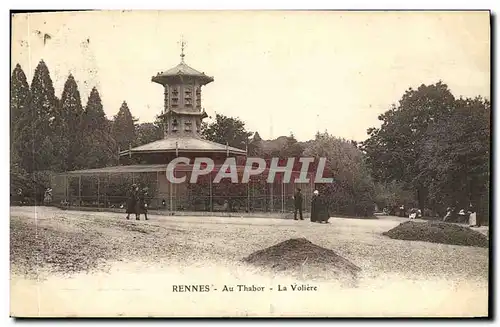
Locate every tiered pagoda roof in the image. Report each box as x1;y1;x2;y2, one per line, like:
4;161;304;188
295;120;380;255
152;62;214;86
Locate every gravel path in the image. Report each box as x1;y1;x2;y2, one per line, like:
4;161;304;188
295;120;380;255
10;206;489;283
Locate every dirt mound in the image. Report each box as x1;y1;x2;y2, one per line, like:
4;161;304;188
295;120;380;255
383;221;488;248
242;238;361;278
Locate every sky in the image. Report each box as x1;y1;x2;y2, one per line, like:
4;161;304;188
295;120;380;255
11;11;490;142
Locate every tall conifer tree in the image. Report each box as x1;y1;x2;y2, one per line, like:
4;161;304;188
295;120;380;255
18;60;58;173
59;74;85;170
78;87;117;168
10;64;31;168
111;101;137;151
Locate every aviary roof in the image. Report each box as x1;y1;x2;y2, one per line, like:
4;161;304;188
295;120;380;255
119;135;247;156
60;163;309;176
152;62;214;84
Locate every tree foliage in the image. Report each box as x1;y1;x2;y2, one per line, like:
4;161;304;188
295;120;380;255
373;181;415;210
83;87;108;132
247;132;264;156
136;120;163;146
10;59;490;223
362;82;455;185
418;96;490;214
10;64;30;169
266;133;304;159
362;82;490;222
58;74;86;171
78;87;117;168
17;60;59;173
111;101;137;151
304;132;375;216
201;113;252;150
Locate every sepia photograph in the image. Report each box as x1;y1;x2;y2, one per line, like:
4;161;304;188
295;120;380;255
9;10;491;318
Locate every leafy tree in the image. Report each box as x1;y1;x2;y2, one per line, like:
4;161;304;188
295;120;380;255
136;121;163;146
304;132;375;216
373;181;415;211
418;96;490;219
111;101;137;152
201;113;252;150
278;133;304;158
363;81;490;223
361;82;456;209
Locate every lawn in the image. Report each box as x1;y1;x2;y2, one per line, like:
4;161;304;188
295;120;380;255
9;206;489;317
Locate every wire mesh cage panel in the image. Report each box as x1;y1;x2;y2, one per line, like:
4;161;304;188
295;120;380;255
51;169;316;214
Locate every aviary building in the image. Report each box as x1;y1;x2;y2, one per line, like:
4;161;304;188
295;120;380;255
51;45;313;214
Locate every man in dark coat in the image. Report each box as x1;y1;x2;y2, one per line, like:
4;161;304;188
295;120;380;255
311;190;330;223
293;188;304;220
135;188;149;220
126;184;139;220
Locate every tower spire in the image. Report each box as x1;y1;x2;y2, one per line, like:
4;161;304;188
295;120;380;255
179;35;186;63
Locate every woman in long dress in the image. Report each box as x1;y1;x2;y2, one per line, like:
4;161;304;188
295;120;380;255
310;190;319;222
311;190;330;223
468;204;477;227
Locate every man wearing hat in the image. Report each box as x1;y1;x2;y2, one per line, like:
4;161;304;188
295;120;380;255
293;188;304;220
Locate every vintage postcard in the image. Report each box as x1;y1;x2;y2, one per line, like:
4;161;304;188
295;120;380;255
9;10;490;318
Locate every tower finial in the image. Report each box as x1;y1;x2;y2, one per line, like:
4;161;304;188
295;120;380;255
179;35;186;63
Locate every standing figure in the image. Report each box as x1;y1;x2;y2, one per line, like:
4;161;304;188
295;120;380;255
409;208;417;220
126;184;138;220
468;204;477;227
43;188;52;206
458;208;468;223
443;207;451;222
399;204;406;217
311;190;320;222
311;190;330;223
293;188;304;220
136;187;149;220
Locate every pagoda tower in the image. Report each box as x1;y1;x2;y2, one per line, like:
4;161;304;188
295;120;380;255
119;41;246;164
153;40;212;137
50;41;312;214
